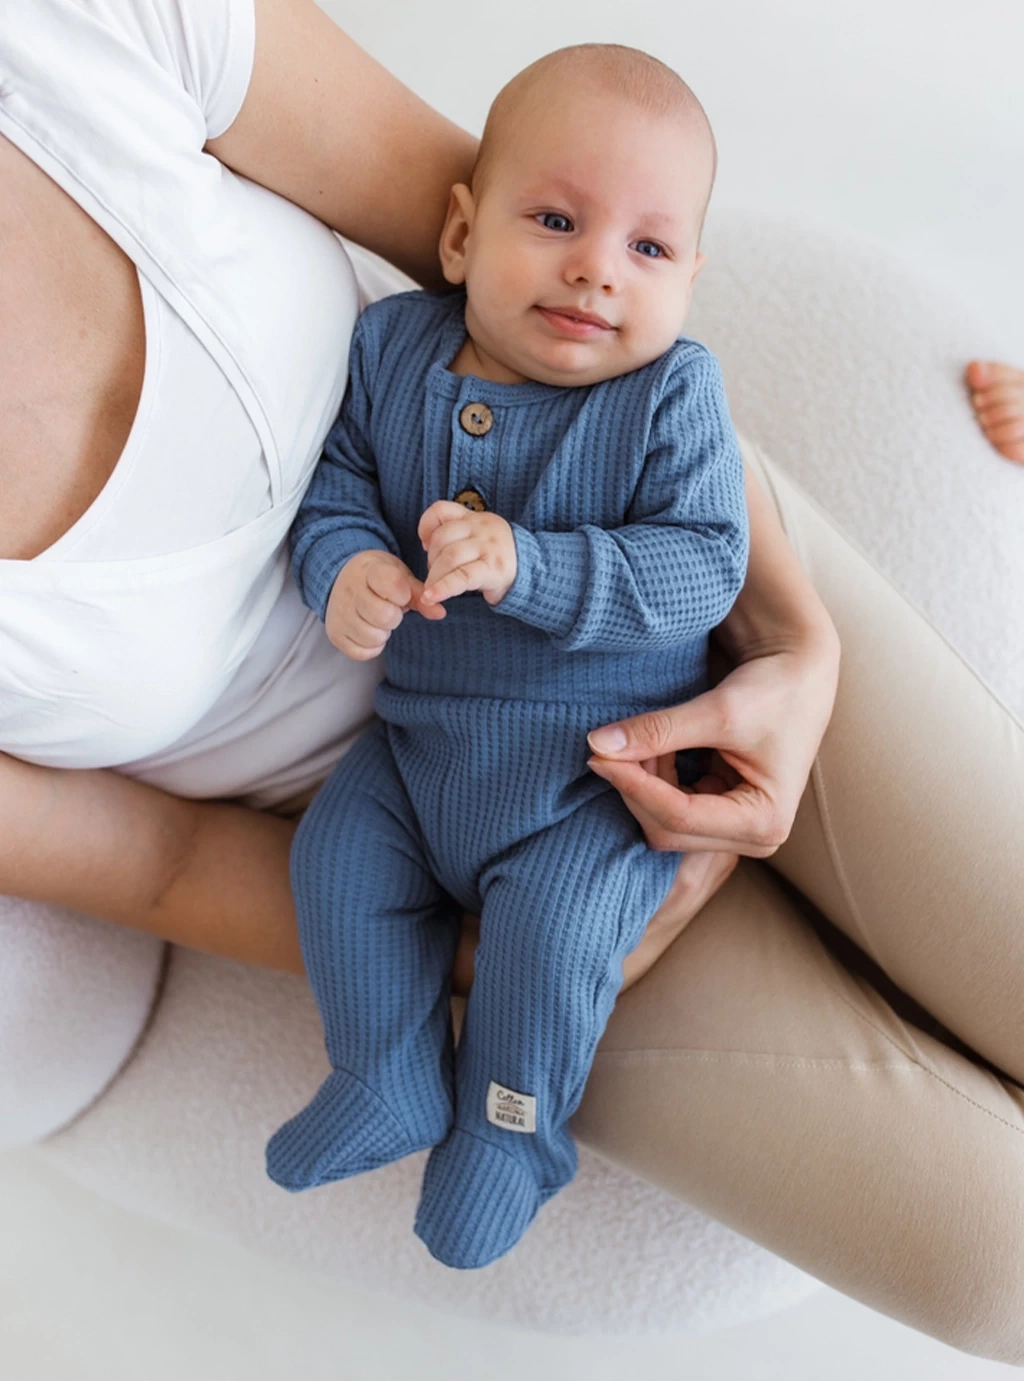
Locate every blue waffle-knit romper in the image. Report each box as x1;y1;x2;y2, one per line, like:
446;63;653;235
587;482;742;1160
265;289;749;1269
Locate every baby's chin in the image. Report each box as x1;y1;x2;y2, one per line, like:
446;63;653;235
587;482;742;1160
497;333;670;389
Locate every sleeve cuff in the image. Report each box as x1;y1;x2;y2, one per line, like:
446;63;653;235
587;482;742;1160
493;525;588;641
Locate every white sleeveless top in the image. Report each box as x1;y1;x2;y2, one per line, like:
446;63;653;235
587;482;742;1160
0;0;394;807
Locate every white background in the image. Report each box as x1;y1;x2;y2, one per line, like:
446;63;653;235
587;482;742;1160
3;0;1023;1377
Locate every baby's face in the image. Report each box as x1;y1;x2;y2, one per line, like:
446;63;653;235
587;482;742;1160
440;88;712;387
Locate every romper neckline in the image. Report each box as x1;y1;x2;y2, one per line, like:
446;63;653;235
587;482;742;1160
427;294;579;409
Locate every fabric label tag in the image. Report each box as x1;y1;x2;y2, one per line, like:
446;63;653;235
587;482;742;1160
486;1080;536;1134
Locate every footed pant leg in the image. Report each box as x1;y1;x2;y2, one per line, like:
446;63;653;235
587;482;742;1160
266;722;458;1191
414;791;679;1268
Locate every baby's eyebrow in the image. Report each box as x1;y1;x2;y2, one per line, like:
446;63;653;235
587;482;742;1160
518;176;587;203
636;210;679;230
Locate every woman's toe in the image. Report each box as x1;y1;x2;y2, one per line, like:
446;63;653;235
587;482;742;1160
975;399;1022;427
964;361;1024;464
965;360;1023;390
965;360;994;390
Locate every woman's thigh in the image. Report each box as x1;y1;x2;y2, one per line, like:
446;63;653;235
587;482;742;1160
575;860;1024;1364
749;440;1024;1084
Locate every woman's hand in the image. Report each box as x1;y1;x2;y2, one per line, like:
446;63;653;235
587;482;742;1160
585;632;841;859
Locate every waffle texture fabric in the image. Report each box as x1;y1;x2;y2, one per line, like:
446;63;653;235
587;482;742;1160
267;289;749;1269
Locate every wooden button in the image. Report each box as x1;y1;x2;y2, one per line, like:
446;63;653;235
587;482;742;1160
459;402;494;436
454;487;487;512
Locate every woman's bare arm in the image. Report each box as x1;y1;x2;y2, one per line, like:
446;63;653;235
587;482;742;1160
716;457;839;662
0;754;303;973
206;0;478;289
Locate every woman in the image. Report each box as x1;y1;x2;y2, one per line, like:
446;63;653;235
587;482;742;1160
1;0;1022;1361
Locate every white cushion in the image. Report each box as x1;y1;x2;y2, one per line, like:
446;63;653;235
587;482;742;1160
690;208;1023;719
40;947;820;1334
0;897;164;1148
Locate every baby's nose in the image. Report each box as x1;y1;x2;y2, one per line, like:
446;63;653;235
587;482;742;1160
566;250;617;293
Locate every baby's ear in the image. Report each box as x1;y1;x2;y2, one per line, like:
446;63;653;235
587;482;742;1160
438;184;476;285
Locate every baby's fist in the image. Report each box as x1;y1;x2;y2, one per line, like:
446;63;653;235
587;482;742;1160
418;500;517;607
325;550;438;661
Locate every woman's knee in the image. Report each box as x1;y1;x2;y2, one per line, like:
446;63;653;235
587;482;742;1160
0;895;164;1148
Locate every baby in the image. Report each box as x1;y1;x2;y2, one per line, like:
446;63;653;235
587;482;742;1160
266;43;749;1270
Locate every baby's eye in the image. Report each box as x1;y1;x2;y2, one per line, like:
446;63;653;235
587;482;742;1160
537;212;574;233
632;240;665;259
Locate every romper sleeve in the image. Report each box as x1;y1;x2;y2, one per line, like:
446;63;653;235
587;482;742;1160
494;349;750;652
289;316;402;621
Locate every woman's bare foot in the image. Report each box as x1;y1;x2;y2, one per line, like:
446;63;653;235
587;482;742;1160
965;360;1024;464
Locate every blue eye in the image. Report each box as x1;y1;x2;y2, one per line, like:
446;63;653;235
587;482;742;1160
538;212;573;232
633;240;664;259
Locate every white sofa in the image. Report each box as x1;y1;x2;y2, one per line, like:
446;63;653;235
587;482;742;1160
1;211;1021;1343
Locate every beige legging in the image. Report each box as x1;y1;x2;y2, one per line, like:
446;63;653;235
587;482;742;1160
574;440;1024;1365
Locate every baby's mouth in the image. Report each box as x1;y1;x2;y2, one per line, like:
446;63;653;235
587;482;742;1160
536;305;616;337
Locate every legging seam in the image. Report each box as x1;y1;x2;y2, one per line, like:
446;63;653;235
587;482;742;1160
594;1050;916;1071
799;910;1024;1135
807;946;1024;1136
593;1046;1024;1138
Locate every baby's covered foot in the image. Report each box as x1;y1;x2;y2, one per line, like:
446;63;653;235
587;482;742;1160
965;361;1024;464
414;1128;542;1269
266;1068;450;1191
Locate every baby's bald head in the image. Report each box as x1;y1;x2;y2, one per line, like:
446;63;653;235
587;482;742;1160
472;44;717;238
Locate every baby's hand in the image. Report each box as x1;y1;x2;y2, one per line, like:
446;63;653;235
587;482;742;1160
325;550;443;661
418;501;517;607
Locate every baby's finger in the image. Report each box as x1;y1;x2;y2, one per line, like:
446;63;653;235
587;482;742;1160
422;538;482;592
336;624;389;662
422;558;491;605
365;560;414;608
406;576;447;621
347;617;390;650
354;587;405;631
426;519;474;568
418;501;474;550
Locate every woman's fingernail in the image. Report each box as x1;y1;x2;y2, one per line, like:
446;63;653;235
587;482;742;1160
588;726;627;754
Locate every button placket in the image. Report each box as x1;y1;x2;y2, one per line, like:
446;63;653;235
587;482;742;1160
454;488;487;512
450;396;496;513
459;402;493;436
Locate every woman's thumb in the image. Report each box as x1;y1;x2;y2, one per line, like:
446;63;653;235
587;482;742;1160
587;693;721;761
